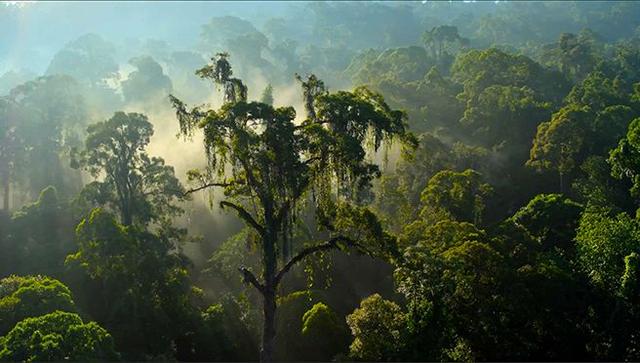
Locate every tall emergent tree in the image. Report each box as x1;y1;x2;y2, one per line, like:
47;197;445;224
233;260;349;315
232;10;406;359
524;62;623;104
69;111;194;359
72;111;185;226
170;53;413;361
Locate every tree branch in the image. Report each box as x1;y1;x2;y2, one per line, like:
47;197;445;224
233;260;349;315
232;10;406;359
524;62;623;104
220;200;265;236
274;236;357;286
302;156;323;166
293;120;330;130
238;266;265;294
183;182;234;196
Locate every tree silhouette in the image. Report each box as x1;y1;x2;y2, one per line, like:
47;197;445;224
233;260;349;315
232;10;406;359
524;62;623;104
170;54;413;361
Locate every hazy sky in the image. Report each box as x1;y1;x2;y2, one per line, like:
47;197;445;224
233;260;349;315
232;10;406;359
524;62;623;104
1;1;295;74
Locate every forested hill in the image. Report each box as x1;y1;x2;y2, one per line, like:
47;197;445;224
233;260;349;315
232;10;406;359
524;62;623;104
2;1;640;361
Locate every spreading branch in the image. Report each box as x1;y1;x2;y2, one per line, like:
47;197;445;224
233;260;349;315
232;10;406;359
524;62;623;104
238;266;264;293
183;182;234;196
220;200;265;236
274;235;358;286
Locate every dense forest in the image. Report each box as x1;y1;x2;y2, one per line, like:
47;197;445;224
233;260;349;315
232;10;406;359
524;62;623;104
3;1;640;361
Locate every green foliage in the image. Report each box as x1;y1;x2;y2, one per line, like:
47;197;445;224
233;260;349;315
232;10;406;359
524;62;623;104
46;33;119;86
565;71;629;110
308;2;421;49
528;105;590;181
193;52;247;103
609;43;640;85
576;208;640;292
347;54;463;133
273;290;317;361
461;84;551;152
409;67;464;132
226;32;271;71
186;300;258;361
122;56;173;105
207;229;261;290
374;134;489;227
4;186;77;277
348;46;433;86
621;252;640;301
451;48;569;105
610;118;640;199
346;293;405;361
573;156;635;211
200;16;260;49
197;304;231;355
172;55;411;264
511;193;583;254
0;311;118;362
530;72;637;191
0;275;76;336
422;25;469;60
300;302;350;360
539;31;601;82
171;56;413;361
6;75;87;198
420;169;492;225
438;240;506;353
73;111;185;226
322;201;399;261
396;221;506;358
66;208;197;359
395;205;597;360
5;5;640;362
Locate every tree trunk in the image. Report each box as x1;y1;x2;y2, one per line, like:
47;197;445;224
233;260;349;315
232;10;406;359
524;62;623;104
260;218;278;362
2;177;9;211
122;211;132;226
261;288;277;362
121;197;132;226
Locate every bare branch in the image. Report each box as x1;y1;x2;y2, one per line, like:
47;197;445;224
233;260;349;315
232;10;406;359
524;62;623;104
274;235;358;286
220;200;265;236
238;266;265;294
